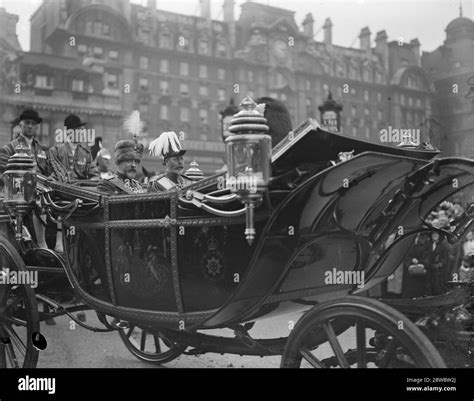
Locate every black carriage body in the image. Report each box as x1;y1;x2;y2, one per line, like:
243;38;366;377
3;119;474;332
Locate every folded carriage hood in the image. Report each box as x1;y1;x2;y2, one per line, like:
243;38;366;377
198;150;474;328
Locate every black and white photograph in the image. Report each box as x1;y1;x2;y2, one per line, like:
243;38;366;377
0;0;473;399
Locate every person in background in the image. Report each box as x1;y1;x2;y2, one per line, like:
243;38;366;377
97;140;146;195
426;231;450;295
147;131;193;192
95;148;114;180
402;233;430;298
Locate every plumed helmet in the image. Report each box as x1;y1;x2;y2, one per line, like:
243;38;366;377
148;131;186;164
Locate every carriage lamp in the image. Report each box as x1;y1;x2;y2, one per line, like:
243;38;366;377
3;145;37;240
185;160;204;181
226;96;272;245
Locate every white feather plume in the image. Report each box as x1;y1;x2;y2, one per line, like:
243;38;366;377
123;110;144;139
148;131;183;157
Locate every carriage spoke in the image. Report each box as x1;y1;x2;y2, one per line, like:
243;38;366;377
299;347;326;368
126;325;135;338
3;324;26;356
154;336;162;354
355;320;366;368
5;342;19;368
378;337;397;368
323;321;350;368
140;330;147;351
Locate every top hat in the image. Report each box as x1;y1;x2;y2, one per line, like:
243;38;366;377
64;114;87;130
19;109;42;124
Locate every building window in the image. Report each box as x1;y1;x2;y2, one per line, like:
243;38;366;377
416;98;421;108
364;107;370;116
199;85;208;96
139;77;149;91
160;81;169;95
78;44;87;53
93;46;103;57
199;65;208;79
178;35;191;52
248;71;254;82
248;90;255;99
351;105;357;117
216;42;227;57
400;94;406;105
179;62;189;76
102;24;110;36
352;126;357;136
305;80;311;91
35;75;51;88
72;79;84;92
365;126;370;139
408;97;413;107
180;83;189;96
180;107;189;122
160;59;169;73
364;90;369;101
109;50;118;60
160;104;169;120
218;68;225;80
218;88;226;101
199;109;208;125
377;110;383;120
160;33;172;49
106;73;118;89
139;56;149;70
377;92;382;102
198;40;209;55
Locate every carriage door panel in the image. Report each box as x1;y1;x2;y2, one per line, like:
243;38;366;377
108;199;176;312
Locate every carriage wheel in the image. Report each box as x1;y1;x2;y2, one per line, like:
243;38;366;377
281;296;446;368
0;235;40;368
118;325;184;365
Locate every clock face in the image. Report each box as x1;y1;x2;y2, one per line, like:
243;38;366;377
273;40;288;60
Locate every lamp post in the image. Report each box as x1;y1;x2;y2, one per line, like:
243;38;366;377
318;91;343;132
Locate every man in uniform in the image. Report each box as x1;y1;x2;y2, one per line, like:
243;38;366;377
147;131;193;192
0;109;52;249
49;114;98;182
97;140;146;195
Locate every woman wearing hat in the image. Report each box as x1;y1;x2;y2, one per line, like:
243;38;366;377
147;131;193;192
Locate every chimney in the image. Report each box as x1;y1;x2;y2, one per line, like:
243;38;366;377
0;8;22;51
359;26;371;52
374;30;389;72
200;0;211;20
223;0;236;47
302;13;314;39
147;0;156;10
410;38;421;66
323;18;332;45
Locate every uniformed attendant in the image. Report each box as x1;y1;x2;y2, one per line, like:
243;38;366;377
147;131;193;192
0;109;52;186
0;109;52;250
97;140;146;195
49;114;98;182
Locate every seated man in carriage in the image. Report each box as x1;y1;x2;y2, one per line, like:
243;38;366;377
97;140;146;195
147;131;194;192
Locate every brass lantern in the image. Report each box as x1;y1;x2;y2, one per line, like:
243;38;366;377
3;145;37;240
226;96;272;245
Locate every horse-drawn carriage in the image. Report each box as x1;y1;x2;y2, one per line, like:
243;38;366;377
1;104;474;369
